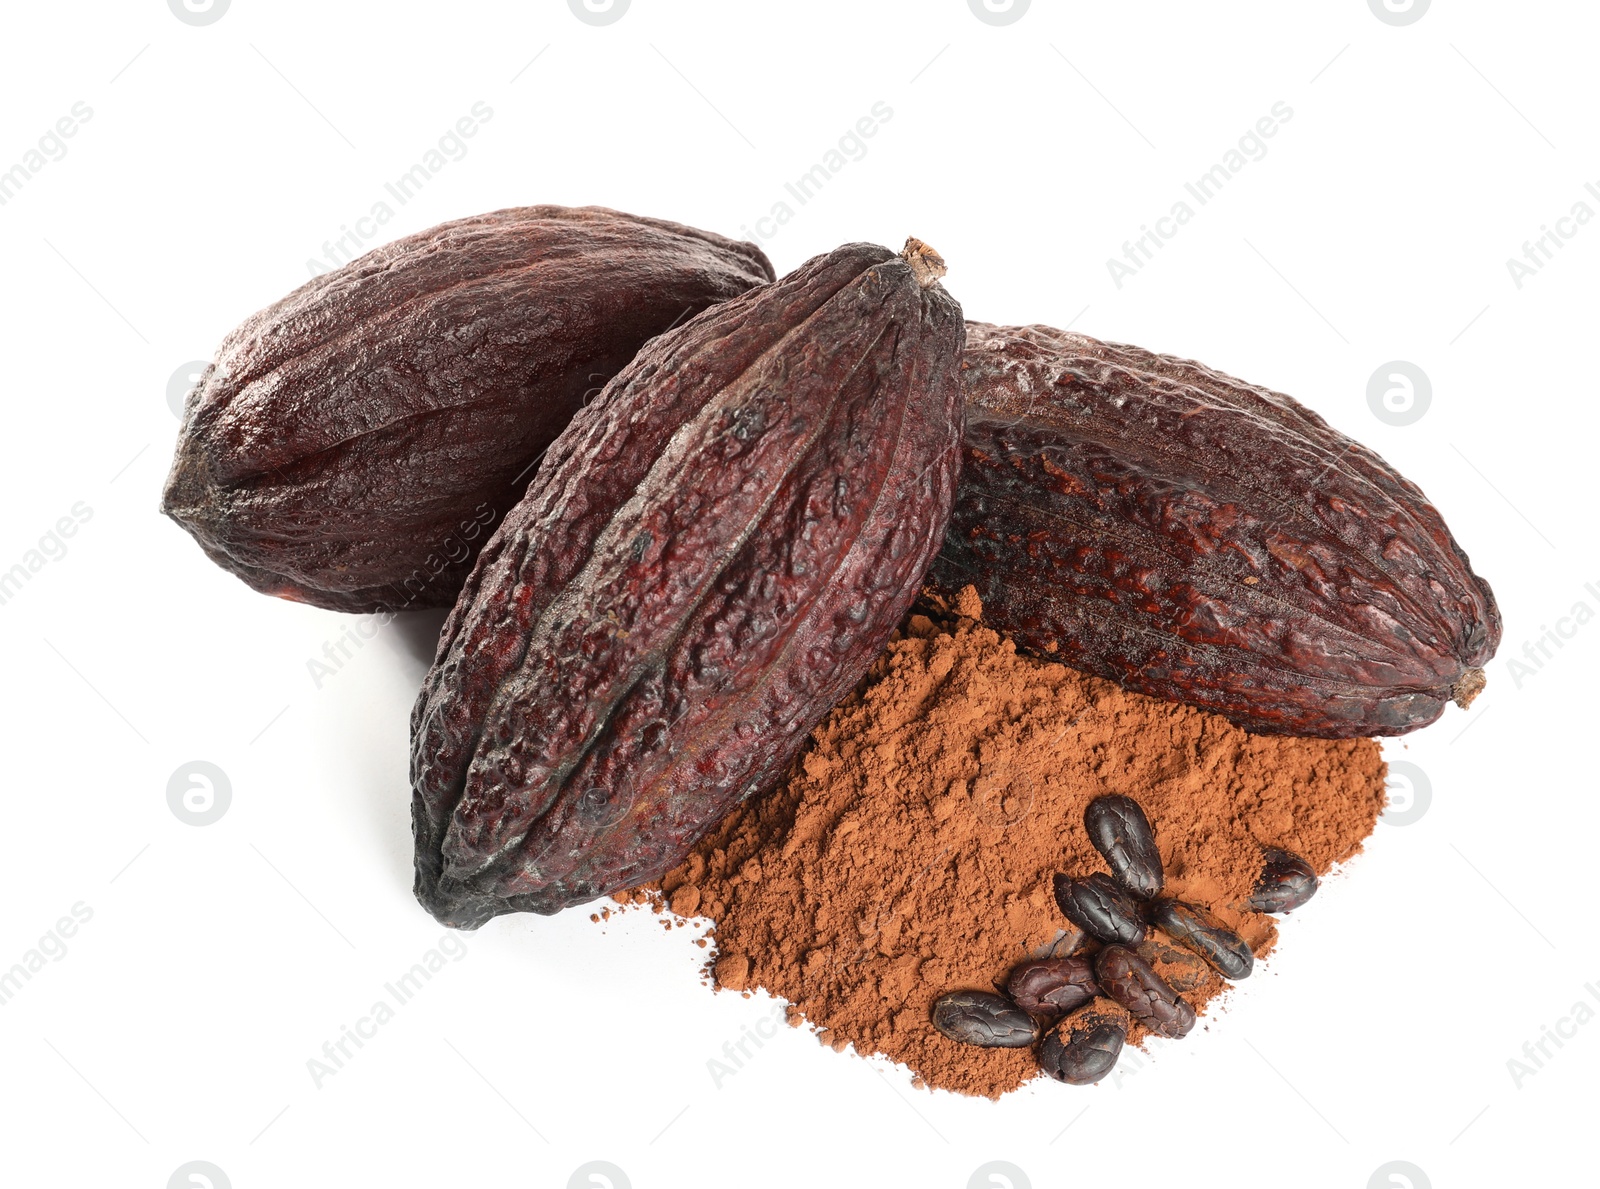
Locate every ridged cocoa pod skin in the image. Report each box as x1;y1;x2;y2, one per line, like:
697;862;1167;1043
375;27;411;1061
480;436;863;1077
1148;899;1254;980
1038;1005;1127;1085
162;206;774;612
411;240;964;926
928;322;1502;738
1096;945;1195;1039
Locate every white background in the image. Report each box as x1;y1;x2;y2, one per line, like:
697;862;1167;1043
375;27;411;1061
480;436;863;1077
1;2;1595;1187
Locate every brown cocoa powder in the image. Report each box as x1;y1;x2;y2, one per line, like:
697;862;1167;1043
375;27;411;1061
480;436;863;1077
626;590;1387;1097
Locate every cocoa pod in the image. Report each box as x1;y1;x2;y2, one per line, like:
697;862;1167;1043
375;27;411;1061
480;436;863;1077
1038;1004;1127;1085
162;206;774;612
1053;872;1145;946
411;239;964;925
1246;847;1319;913
1148;899;1254;980
1096;945;1195;1039
931;990;1040;1048
927;322;1501;738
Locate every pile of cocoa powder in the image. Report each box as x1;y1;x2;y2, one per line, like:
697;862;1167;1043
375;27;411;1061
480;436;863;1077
619;589;1387;1097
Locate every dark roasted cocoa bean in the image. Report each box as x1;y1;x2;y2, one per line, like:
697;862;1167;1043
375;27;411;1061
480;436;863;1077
1246;848;1319;913
411;239;964;925
1134;939;1210;993
1096;945;1195;1038
928;322;1502;738
1148;900;1254;980
1038;1005;1126;1085
1007;958;1099;1019
1083;795;1163;898
930;991;1040;1048
1053;873;1145;946
163;206;774;612
1034;925;1092;960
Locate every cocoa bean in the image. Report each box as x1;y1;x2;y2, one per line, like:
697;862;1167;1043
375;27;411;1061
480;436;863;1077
410;239;964;925
1053;873;1145;946
1246;848;1319;913
1007;958;1099;1019
931;991;1040;1048
162;206;774;612
928;322;1502;738
1083;794;1163;898
1148;900;1254;980
1038;1004;1126;1085
1096;945;1195;1038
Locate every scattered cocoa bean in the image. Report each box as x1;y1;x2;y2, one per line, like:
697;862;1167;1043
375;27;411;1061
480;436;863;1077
1246;848;1319;913
1083;794;1163;898
1148;900;1253;980
1007;958;1099;1020
1037;1005;1126;1085
1095;945;1194;1038
1053;873;1145;946
930;991;1040;1048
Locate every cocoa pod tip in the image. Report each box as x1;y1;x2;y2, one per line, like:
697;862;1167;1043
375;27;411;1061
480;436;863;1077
900;237;947;287
1452;667;1487;709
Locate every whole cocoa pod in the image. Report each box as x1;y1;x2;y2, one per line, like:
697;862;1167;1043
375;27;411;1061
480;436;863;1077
411;239;964;925
928;322;1501;738
162;206;774;612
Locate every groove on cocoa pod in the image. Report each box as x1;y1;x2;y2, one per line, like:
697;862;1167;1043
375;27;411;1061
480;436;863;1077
411;239;965;925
